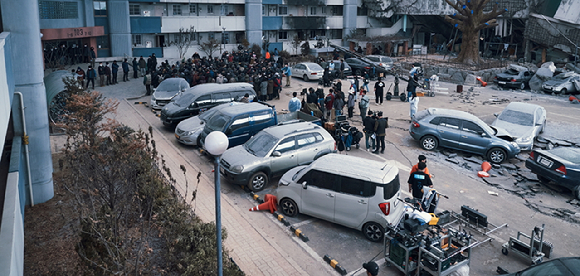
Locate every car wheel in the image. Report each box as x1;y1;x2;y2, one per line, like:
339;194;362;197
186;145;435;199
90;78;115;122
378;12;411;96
362;222;384;242
355;69;361;76
520;82;525;90
487;148;506;164
561;88;568;95
574;185;580;201
249;172;268;192
420;136;438;151
303;74;309;82
280;198;298;217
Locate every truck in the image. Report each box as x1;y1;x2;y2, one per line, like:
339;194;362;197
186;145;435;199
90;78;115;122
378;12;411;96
198;102;321;150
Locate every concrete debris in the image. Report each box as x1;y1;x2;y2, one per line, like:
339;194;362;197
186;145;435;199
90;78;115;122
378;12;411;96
461;163;472;170
483;98;510;105
488;191;499;196
518;171;539;182
492;163;501;169
464;156;483;164
446;158;460;164
448;153;458;158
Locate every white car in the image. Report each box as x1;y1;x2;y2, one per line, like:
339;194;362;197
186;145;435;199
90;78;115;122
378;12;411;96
291;62;324;81
491;102;546;151
277;154;404;242
150;77;190;110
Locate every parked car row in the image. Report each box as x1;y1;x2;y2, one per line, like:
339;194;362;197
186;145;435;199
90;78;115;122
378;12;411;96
494;64;580;94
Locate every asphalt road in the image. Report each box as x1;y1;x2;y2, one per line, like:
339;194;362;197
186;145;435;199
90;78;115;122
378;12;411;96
96;72;580;276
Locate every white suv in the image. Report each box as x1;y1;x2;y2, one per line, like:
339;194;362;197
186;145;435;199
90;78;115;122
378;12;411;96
277;154;404;242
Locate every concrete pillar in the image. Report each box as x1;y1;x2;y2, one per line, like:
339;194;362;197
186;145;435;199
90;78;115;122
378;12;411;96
1;0;54;204
245;0;262;47
83;0;95;27
343;0;357;46
107;0;132;57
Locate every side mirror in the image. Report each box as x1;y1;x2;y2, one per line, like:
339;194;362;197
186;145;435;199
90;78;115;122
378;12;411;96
301;181;307;189
481;132;487;137
493;113;498;117
272;151;281;157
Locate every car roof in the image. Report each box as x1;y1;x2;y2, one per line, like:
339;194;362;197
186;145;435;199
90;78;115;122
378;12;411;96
160;77;187;84
219;102;271;116
263;122;329;139
310;154;398;183
185;82;254;95
426;108;481;121
504;102;542;113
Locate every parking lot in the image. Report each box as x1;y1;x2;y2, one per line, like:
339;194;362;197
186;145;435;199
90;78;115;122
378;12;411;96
97;72;580;275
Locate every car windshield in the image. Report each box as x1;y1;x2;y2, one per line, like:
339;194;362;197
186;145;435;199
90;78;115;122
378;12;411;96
205;112;230;131
244;131;278;157
157;79;185;91
498;110;534;126
550;148;580;164
199;107;219;121
173;93;195;107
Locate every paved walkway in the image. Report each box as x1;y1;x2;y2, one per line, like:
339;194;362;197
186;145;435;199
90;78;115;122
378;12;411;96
50;75;336;275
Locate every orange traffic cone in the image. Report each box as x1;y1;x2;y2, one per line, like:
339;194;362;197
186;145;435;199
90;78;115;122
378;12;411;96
476;76;487;87
249;194;278;213
478;162;492;177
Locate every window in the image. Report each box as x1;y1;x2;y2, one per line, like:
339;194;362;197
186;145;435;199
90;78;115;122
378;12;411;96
278;6;288;15
382;174;400;200
306;170;338;191
321;6;326;14
207;5;214;14
96;36;109;49
194;95;212;107
310;7;317;15
461;121;483;135
278;31;288;40
296;133;317;148
173;5;182;15
213;92;231;103
253;110;273;125
40;1;79;19
189;4;196;14
439;117;460;130
340;176;373;197
275;137;295;154
220;4;228;16
129;4;140;16
132;34;142;46
228;115;250;134
331;6;343;16
262;5;265;15
208;33;215;40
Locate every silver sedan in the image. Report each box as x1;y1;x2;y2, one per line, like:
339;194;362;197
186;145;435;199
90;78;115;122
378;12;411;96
291;62;324;81
491;102;547;151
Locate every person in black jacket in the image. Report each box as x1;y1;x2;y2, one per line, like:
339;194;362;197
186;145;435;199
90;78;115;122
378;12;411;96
408;162;433;200
403;75;420;102
363;110;376;151
373;111;387;154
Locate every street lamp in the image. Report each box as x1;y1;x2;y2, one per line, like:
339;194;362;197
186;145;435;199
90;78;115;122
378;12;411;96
204;131;229;276
220;27;226;55
326;26;330;59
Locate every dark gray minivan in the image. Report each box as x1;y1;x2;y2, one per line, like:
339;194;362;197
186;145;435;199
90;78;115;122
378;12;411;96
160;83;256;126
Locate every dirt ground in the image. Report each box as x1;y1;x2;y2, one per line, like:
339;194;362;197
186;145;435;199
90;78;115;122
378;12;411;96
23;153;83;275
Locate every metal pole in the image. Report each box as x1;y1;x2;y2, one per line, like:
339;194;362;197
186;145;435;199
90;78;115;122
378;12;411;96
214;156;223;276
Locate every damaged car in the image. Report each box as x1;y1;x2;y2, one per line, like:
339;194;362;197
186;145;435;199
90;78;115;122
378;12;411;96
494;64;533;90
542;72;580;94
409;108;520;164
492;102;547;151
526;147;580;200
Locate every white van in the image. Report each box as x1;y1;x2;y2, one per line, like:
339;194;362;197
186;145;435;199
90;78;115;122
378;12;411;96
277;154;404;242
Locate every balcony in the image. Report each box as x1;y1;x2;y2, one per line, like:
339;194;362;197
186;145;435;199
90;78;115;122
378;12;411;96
161;16;245;33
284;16;326;30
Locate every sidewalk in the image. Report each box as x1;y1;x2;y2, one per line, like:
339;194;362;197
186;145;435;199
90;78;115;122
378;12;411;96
50;76;335;275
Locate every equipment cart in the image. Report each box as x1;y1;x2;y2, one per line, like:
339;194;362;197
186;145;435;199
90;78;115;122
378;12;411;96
416;229;474;276
384;233;420;275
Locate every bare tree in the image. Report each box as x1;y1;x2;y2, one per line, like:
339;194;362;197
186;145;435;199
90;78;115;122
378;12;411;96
167;26;197;59
199;38;220;59
291;35;303;56
445;0;505;64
